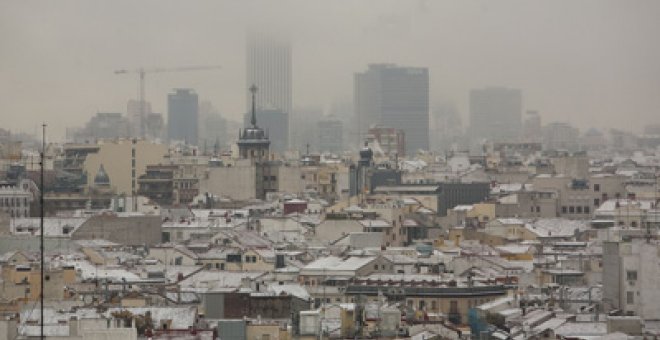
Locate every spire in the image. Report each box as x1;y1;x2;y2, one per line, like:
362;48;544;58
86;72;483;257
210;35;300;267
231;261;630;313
250;84;258;127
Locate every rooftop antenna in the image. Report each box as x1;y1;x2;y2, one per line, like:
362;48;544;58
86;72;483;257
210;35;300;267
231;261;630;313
40;123;46;340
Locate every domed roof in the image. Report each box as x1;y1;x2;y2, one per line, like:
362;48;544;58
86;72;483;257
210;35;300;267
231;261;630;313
94;164;110;186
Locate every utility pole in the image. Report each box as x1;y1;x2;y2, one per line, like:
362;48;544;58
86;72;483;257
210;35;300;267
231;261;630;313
40;123;46;340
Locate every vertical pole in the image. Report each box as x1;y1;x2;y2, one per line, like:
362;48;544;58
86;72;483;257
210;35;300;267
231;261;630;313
40;123;46;339
139;69;146;138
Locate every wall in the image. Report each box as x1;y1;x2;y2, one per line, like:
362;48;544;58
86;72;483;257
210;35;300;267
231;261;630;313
84;140;167;195
203;164;257;200
72;215;162;246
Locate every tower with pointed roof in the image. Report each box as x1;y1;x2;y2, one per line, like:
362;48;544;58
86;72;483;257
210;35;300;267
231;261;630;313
237;85;271;161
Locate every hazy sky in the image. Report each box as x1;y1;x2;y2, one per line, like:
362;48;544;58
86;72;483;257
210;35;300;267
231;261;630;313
1;0;659;140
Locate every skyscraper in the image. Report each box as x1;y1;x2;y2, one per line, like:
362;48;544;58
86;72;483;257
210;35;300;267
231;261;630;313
469;87;522;143
167;89;199;145
354;64;429;154
317;117;343;153
243;108;288;154
246;30;291;150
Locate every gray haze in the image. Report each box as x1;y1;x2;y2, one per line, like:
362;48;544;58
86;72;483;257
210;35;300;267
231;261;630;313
1;0;659;140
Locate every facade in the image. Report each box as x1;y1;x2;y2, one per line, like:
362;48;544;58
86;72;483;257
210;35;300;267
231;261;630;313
355;64;429;154
603;238;660;320
543;122;580;151
0;180;33;218
246;30;291;134
83;139;167;196
366;125;405;157
532;174;626;220
469;87;522;143
71;215;162;246
167;89;199;145
345;277;509;325
374;183;490;217
138;164;176;206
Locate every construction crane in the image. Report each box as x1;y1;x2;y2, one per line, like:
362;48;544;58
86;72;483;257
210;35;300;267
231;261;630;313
114;65;222;138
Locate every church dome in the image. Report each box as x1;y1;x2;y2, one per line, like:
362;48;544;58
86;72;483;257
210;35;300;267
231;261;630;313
94;164;110;186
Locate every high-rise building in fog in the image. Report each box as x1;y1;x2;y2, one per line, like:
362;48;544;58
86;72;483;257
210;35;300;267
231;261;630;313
469;87;522;143
355;64;429;154
523;110;542;142
246;30;291;150
243;108;288;154
431;103;463;152
317;117;343;153
127;99;153;138
167;89;199;145
542;122;579;151
199;101;228;154
290;107;323;152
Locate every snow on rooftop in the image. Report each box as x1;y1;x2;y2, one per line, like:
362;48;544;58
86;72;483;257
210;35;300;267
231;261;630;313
476;296;514;311
525;219;588;238
267;283;310;301
303;256;376;272
175;270;265;291
496;218;526;225
11;217;87;236
595;199;657;214
64;259;141;281
554;322;607;337
358;219;391;228
106;306;197;329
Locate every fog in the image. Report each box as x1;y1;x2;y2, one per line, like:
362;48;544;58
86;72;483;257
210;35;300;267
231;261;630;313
1;0;659;140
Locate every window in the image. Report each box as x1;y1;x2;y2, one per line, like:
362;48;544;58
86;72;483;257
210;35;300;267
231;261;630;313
536;206;540;213
450;300;458;313
584;206;590;214
594;184;600;192
431;300;437;311
569;206;575;213
576;206;583;214
627;291;634;304
562;206;567;214
627;271;637;281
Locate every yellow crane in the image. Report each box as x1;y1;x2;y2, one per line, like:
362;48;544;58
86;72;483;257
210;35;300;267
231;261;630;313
114;65;222;137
